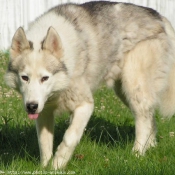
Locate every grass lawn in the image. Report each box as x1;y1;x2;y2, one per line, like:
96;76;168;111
0;51;175;174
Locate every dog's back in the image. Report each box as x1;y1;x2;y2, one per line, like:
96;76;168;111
34;2;169;90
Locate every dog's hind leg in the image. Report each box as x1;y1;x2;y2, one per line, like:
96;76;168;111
52;101;94;169
120;39;168;155
36;109;55;167
122;78;157;155
122;67;157;155
114;78;157;153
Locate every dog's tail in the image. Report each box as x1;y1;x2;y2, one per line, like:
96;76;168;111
159;17;175;117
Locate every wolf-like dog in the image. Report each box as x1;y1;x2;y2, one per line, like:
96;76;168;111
5;1;175;169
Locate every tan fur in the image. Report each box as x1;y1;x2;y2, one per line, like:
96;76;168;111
158;17;175;117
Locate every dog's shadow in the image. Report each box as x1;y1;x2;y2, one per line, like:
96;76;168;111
0;115;135;166
83;115;135;148
53;114;135;151
0;122;39;166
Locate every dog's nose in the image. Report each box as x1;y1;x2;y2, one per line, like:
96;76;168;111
26;103;38;113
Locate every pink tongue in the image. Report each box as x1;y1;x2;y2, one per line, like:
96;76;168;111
28;113;39;120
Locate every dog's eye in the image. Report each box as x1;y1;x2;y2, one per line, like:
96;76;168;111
21;76;29;82
41;76;49;83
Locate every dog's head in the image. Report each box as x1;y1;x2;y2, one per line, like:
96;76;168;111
5;27;69;119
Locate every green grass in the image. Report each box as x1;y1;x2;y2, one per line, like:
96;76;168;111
0;51;175;174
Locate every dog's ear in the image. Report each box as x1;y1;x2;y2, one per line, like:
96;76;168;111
10;27;30;59
42;27;63;58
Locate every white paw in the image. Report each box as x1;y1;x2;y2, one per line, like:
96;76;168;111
52;156;68;170
132;144;145;157
132;138;157;156
40;154;53;168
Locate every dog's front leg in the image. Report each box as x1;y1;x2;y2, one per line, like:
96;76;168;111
53;101;94;169
36;110;54;167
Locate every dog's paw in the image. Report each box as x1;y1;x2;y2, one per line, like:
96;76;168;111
52;156;68;170
132;145;145;157
132;139;157;157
